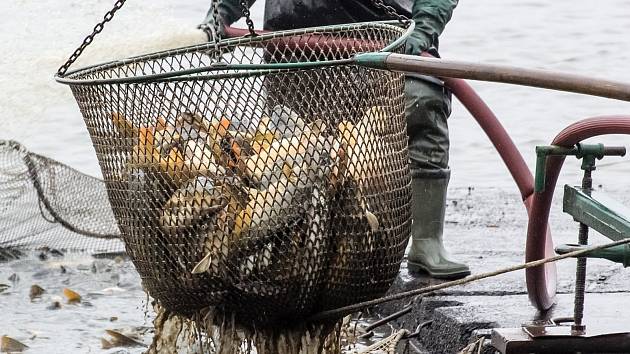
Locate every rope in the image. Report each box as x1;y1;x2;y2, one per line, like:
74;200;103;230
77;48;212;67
357;329;410;354
22;153;119;240
307;237;630;322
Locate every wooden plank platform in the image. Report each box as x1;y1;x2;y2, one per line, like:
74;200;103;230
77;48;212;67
492;327;630;353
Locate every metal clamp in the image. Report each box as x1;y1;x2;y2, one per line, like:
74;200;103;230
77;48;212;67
534;143;626;192
556;243;630;267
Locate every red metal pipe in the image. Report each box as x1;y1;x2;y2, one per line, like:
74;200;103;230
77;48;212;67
445;78;558;310
525;116;630;310
444;78;534;200
224;26;387;54
224;26;267;38
223;28;629;310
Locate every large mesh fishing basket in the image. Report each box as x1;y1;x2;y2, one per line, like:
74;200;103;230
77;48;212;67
56;21;413;327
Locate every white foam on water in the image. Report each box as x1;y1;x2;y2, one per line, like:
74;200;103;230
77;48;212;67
1;0;265;177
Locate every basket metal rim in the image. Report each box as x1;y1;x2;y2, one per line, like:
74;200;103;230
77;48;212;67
55;20;413;86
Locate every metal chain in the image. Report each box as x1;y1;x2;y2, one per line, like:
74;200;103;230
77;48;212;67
370;0;410;26
56;0;127;77
239;0;257;37
198;0;221;46
55;0;404;75
210;0;221;40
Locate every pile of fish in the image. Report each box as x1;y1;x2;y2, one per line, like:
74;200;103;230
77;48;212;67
111;104;390;313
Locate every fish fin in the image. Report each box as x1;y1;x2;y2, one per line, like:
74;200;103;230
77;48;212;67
111;112;138;136
63;288;81;303
218;117;231;137
365;210;379;232
101;338;114;350
104;329;147;347
191;253;212;274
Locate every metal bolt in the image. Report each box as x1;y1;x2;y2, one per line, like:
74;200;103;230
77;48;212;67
572;166;593;333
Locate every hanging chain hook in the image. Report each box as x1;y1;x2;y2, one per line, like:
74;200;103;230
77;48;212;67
56;0;406;77
240;0;257;37
370;0;410;26
211;0;222;40
199;0;222;42
56;0;127;77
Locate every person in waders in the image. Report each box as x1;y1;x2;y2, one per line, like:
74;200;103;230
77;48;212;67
199;0;470;280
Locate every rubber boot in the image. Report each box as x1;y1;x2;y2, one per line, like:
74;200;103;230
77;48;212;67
407;177;471;279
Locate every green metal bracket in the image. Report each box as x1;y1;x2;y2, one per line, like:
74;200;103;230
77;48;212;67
563;185;630;242
534;143;626;193
353;52;390;70
555;243;630;267
559;185;630;266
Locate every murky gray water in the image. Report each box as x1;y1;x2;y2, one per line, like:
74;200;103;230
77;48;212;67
1;0;630;352
1;252;150;353
443;0;630;188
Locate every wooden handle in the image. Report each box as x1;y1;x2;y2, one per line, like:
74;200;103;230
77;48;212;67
384;53;630;102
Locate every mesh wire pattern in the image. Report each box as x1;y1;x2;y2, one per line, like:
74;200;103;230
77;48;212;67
58;22;412;326
0;140;122;253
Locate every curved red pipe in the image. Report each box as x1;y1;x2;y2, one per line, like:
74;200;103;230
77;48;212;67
444;78;534;200
445;78;558;310
224;26;267;37
224;26;387;54
525;116;630;310
222;29;625;310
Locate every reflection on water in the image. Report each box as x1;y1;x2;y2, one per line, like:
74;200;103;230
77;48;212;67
0;248;394;354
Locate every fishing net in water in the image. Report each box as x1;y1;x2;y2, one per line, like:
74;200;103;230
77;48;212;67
55;22;413;328
0;140;123;255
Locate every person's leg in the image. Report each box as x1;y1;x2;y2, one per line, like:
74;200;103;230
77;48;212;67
405;76;470;280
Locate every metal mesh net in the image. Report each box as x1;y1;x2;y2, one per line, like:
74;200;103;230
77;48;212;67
0;140;122;254
57;22;412;326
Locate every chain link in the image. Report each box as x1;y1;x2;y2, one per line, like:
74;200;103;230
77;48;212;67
56;0;127;77
370;0;410;26
240;0;257;37
210;0;221;40
56;0;402;76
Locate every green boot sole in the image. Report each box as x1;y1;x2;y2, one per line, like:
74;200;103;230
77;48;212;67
407;259;471;280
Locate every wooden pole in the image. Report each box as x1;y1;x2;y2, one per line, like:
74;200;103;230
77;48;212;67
382;53;630;102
